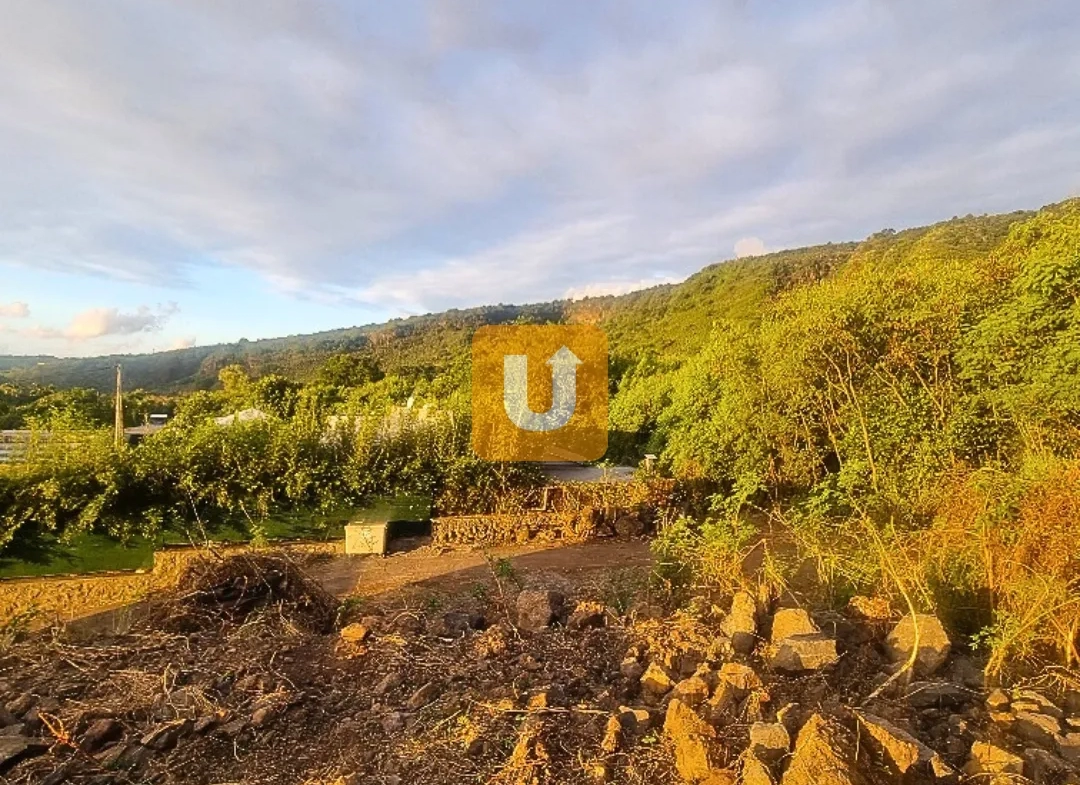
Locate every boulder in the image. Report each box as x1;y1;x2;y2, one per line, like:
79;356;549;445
1012;711;1061;749
600;715;622;754
1023;747;1073;782
672;676;711;708
339;623;371;644
964;742;1024;782
140;720;191;751
769;633;838;672
721;592;759;655
884;614;951;676
0;736;48;774
781;714;865;785
516;589;565;630
641;663;676;701
844;595;893;621
374;671;404;696
770;609;818;643
613;513;646;538
81;718;123;752
568;602;606;631
854;711;954;777
740;753;776;785
749;722;790;764
1055;732;1080;766
904;681;971;709
664;698;718;782
986;688;1011;711
717;663;761;694
620;657;646;681
405;682;440;711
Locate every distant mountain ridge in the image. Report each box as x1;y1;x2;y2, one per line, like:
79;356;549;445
0;205;1035;393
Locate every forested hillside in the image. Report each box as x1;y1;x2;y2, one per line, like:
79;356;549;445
0;240;860;393
4;199;1080;673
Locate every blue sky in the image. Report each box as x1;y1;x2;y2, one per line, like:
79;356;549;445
1;0;1079;357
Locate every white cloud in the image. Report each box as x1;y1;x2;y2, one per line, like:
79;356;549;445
564;277;681;300
0;302;29;318
169;336;196;350
21;304;178;342
733;237;767;258
0;0;1078;318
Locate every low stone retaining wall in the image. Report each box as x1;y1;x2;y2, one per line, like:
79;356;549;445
0;540;343;627
431;509;602;547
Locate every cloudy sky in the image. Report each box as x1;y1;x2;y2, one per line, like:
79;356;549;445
2;0;1079;357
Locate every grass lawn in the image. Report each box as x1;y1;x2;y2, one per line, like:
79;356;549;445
0;493;431;579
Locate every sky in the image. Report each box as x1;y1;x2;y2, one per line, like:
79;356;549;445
1;1;1079;358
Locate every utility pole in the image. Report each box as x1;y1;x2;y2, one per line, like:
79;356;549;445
114;363;124;449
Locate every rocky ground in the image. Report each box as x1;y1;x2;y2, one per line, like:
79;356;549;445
0;547;1078;785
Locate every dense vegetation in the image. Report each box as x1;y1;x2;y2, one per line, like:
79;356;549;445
3;198;1079;673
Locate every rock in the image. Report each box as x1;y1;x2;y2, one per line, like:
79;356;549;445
216;718;248;739
671;676;711;708
845;595;893;621
1023;747;1073;782
721;592;758;655
140;720;191;751
95;743;130;770
405;682;440;711
986;688;1011;711
600;715;622;754
1065;690;1080;716
381;712;406;734
770;609;818;643
776;703;803;737
339;623;371;644
769;633;838;672
81;718;123;752
375;671;404;696
781;714;865;785
613;513;645;538
620;658;645;682
948;656;986;690
741;753;776;785
116;744;154;771
701;772;737;785
617;706;653;731
568;603;607;631
1056;733;1080;766
5;694;34;718
250;707;275;727
749;722;790;764
0;708;17;728
0;725;25;738
717;662;761;694
904;681;971;709
516;589;564;630
1013;711;1062;749
664;698;718;782
964;742;1024;781
473;624;511;658
0;735;49;773
854;711;954;777
884;614;951;676
640;663;676;701
1015;690;1064;719
528;686;567;709
192;716;217;735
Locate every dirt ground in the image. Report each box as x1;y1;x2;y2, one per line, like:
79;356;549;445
315;537;653;599
1;536;1077;785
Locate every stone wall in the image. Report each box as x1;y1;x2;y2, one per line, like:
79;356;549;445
431;509;602;547
0;540;343;627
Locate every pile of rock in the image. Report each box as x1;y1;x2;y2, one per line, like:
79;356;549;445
608;594;1080;784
